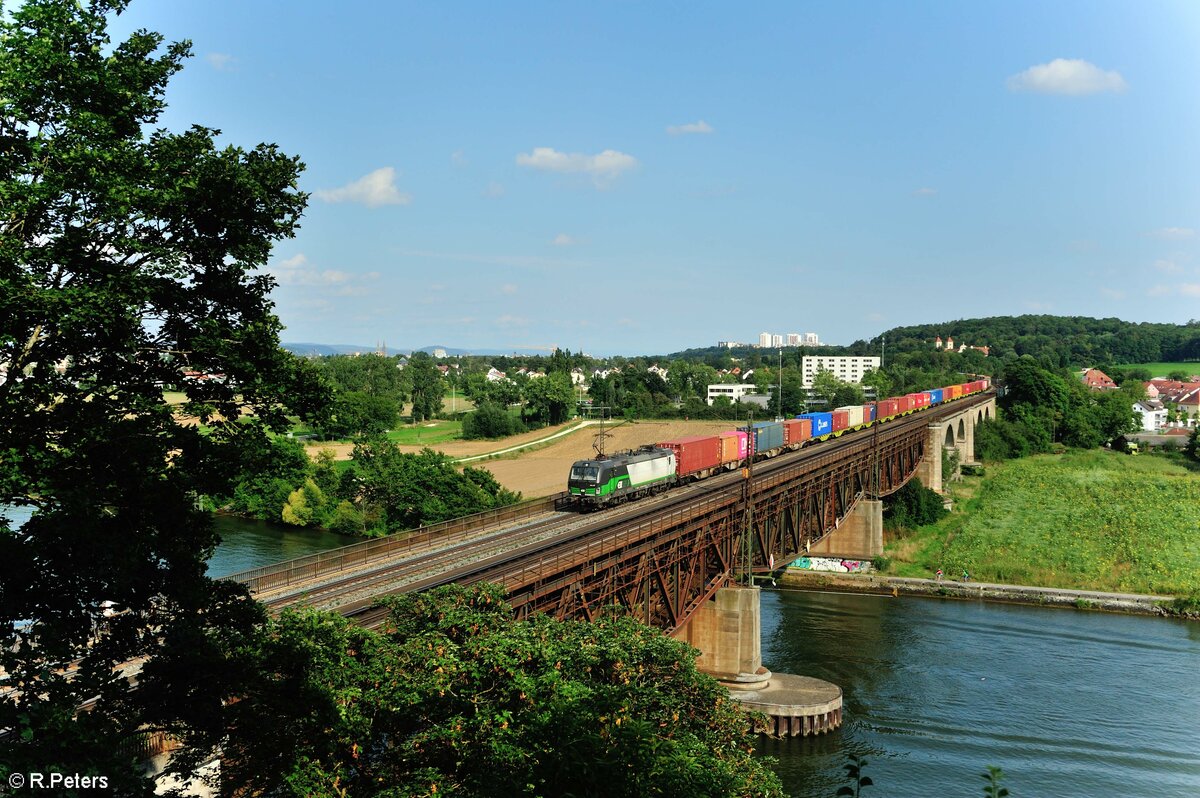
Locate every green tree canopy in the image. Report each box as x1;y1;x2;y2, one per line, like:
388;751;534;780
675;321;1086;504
0;0;324;787
407;350;446;422
222;585;785;798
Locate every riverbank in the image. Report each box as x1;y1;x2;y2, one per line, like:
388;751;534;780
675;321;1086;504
885;449;1200;597
776;569;1200;619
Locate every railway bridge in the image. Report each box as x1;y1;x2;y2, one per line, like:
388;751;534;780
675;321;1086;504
230;392;995;655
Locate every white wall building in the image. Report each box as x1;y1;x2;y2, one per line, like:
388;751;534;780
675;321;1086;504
707;383;756;405
801;356;881;388
770;334;783;348
804;332;820;346
1133;400;1167;432
786;333;801;346
758;332;772;348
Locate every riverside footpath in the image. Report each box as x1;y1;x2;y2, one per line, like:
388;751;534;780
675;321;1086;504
778;569;1185;617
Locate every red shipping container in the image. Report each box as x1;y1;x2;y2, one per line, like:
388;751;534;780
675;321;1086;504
783;418;812;447
831;409;849;432
895;395;911;413
657;434;722;477
716;430;747;465
877;398;900;419
906;392;929;409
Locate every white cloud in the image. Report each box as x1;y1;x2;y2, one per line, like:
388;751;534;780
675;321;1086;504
516;147;638;185
268;253;375;288
552;233;577;246
1100;287;1126;300
1148;227;1195;239
205;52;235;71
1024;300;1054;311
1147;284;1172;297
912;187;938;197
667;120;714;136
315;167;412;207
1180;284;1200;298
451;150;468;167
482;182;506;198
1155;259;1183;274
500;283;518;295
496;314;530;327
1006;59;1127;95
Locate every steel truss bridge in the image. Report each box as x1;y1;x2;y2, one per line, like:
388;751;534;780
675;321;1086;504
234;393;993;635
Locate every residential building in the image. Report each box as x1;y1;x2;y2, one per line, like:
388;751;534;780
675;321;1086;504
800;356;880;388
1080;368;1117;390
786;333;801;346
804;332;820;346
486;367;507;382
758;332;772;348
1133;399;1167;432
771;334;783;348
707;383;756;405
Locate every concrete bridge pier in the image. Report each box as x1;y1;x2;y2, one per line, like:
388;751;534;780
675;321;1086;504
916;424;944;493
677;586;842;737
806;498;883;560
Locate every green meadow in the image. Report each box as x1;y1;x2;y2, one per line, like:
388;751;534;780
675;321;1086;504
887;449;1200;596
1125;362;1200;377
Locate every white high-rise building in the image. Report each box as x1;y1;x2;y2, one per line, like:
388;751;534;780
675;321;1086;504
786;333;801;346
804;332;820;346
759;332;772;348
771;334;783;348
801;356;880;388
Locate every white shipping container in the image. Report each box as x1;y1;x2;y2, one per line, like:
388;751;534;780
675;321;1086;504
836;405;865;427
627;453;676;487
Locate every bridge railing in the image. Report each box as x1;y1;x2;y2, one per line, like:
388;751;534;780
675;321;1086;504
223;491;572;594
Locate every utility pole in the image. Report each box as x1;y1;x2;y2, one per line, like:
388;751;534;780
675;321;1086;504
777;347;783;421
740;408;756;582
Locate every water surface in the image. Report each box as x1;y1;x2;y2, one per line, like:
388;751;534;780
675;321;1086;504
757;589;1200;797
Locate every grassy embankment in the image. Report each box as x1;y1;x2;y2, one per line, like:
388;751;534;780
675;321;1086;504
885;449;1200;596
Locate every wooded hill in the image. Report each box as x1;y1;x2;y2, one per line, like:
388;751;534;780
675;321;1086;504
849;315;1200;367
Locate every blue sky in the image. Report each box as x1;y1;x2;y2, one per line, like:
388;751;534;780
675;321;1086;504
109;1;1199;354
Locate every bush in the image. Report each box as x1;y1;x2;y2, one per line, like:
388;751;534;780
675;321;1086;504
462;401;525;439
884;477;948;530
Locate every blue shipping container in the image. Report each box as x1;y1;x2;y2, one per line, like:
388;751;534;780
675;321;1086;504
928;388;944;405
865;404;876;423
797;412;833;436
751;421;784;453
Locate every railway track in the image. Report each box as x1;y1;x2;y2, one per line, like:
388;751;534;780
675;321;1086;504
273;393;993;628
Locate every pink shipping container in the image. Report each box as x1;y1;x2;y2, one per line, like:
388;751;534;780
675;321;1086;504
717;430;748;465
657;435;723;478
783;418;812;447
836;405;865;427
831;409;849;432
877;398;900;419
906;392;930;409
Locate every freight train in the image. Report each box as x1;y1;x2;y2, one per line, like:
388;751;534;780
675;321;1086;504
567;379;990;507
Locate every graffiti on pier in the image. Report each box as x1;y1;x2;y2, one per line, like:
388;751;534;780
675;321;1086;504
789;556;871;573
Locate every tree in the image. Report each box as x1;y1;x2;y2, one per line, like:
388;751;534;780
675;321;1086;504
461;400;524;439
407;351;445;422
523;371;576;425
343;440;520;534
0;0;325;789
320;390;399;438
222;585;785;798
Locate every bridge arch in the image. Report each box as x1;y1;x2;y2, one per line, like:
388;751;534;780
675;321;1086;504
944;426;956;447
958;418;966;440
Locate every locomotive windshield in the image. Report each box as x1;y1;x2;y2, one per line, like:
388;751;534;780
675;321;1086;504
570;465;600;481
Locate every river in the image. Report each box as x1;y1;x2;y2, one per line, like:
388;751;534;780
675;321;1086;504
756;588;1200;797
207;513;354;577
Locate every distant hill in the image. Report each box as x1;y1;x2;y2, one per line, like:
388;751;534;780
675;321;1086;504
283;342;569;358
